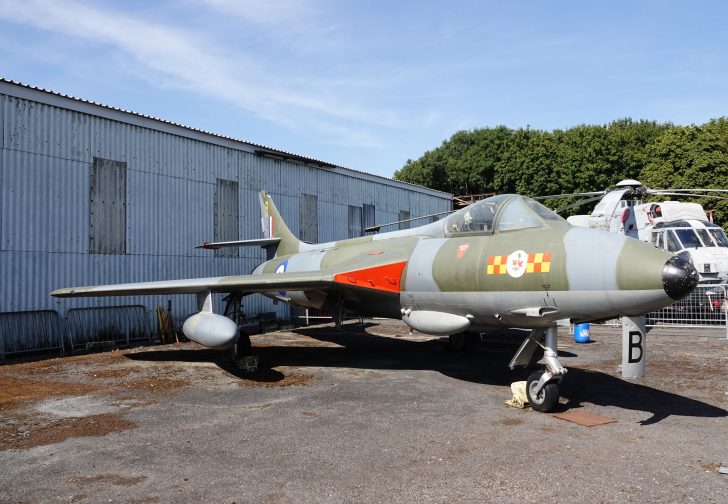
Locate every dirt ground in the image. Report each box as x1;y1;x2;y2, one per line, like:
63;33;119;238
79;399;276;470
0;321;726;503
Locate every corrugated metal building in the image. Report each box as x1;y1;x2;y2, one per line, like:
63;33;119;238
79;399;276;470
0;79;451;356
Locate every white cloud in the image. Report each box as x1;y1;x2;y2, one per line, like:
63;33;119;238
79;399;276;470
0;0;403;141
196;0;324;31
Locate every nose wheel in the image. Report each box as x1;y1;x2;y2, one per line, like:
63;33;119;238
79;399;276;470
510;325;566;413
526;370;560;412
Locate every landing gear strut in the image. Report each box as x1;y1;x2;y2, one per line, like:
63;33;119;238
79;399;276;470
229;332;258;373
223;294;259;373
510;325;566;412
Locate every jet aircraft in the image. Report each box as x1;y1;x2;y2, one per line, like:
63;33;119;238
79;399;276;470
52;192;699;412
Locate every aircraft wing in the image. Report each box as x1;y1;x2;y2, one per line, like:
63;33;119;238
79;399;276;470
50;271;334;298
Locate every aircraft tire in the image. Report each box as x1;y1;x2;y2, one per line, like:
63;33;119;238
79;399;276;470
463;332;479;354
447;333;464;353
526;370;559;413
447;332;479;354
230;332;257;373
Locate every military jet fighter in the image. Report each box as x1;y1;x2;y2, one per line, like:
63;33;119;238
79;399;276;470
52;192;699;412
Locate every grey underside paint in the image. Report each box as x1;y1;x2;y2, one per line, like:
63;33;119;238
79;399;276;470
285;249;327;272
564;227;623;291
404;238;447;291
401;289;669;329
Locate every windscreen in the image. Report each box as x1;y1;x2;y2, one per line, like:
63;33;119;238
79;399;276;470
666;231;681;252
696;229;714;248
709;228;728;247
674;229;702;249
525;198;565;222
496;198;543;231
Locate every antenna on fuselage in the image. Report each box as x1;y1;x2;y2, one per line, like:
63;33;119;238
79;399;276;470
364;209;456;233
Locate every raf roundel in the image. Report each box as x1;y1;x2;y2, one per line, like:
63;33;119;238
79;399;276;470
275;260;288;274
506;250;528;278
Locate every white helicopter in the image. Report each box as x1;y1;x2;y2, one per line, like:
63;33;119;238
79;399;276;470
541;179;728;284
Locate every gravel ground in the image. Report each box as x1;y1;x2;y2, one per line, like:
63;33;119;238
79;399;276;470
1;321;726;503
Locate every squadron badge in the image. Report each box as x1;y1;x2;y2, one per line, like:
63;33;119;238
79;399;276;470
487;251;552;277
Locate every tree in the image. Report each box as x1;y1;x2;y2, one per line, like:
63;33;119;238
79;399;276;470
394;118;728;228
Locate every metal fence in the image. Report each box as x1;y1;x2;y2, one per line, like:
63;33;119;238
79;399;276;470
0;310;65;359
65;305;153;352
647;283;728;337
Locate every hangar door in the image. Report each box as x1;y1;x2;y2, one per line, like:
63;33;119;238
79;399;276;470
363;204;375;234
214;179;239;258
348;206;362;238
89;157;127;254
299;194;318;243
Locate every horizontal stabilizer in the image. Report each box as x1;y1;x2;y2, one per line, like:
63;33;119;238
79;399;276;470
196;237;282;249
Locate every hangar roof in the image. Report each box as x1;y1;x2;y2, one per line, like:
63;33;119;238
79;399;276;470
0;78;450;199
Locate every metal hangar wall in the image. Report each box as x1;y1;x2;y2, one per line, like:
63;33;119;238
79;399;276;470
0;79;452;356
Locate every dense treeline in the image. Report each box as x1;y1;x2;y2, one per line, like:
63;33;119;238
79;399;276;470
394;118;728;228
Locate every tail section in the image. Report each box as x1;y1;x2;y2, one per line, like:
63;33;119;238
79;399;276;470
259;191;300;257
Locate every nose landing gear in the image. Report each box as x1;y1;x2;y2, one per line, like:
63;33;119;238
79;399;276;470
510;325;567;412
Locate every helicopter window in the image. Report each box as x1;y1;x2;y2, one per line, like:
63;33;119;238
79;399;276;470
496;198;543;231
665;231;682;253
674;229;702;249
696;229;713;247
525;198;565;221
709;228;728;247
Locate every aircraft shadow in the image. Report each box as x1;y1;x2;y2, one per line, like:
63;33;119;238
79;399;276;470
126;324;726;424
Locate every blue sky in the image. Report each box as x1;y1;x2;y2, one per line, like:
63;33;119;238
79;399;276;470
1;0;727;178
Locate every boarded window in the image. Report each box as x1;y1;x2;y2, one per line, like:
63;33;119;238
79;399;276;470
89;157;126;254
398;210;411;230
363;204;375;233
214;179;239;258
348;206;363;238
299;193;318;243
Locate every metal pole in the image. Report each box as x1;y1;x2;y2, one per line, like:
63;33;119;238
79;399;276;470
622;316;646;378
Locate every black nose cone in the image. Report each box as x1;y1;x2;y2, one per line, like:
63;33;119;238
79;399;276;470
662;255;699;300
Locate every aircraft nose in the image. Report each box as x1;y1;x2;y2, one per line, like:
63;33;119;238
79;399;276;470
662;255;699;300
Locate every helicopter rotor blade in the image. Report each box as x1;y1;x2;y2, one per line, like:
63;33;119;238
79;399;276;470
554;195;606;213
647;191;728;201
649;188;728;194
534;191;605;200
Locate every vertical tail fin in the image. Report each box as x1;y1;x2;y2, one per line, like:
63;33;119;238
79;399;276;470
259;191;300;257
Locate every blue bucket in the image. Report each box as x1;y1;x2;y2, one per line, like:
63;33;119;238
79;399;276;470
574;323;591;343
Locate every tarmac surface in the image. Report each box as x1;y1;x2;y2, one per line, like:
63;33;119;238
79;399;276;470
1;321;727;503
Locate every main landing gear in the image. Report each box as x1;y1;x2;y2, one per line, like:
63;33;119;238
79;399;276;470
509;325;566;412
448;331;480;354
223;294;259;373
229;332;260;373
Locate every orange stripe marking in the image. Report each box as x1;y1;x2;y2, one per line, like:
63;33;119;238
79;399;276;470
333;261;407;293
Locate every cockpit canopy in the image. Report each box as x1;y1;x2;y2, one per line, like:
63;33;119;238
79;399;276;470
444;194;564;236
